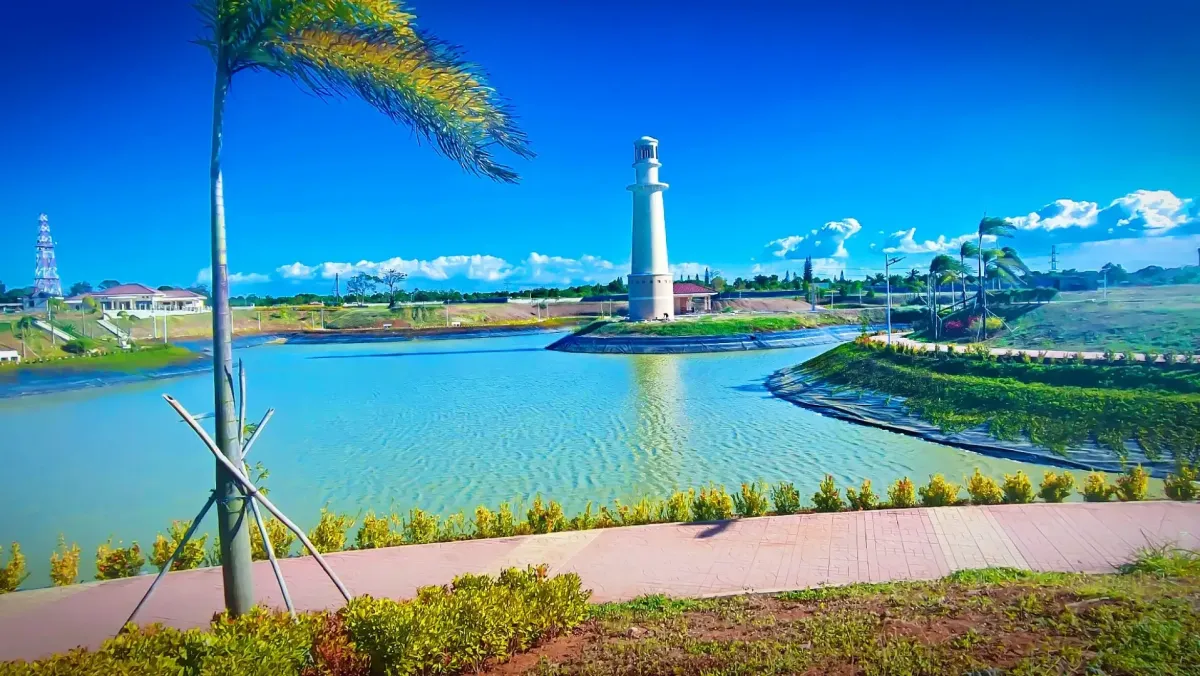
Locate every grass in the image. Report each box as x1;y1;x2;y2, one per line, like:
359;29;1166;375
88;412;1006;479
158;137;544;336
594;312;854;337
525;548;1200;675
0;344;201;373
993;284;1200;354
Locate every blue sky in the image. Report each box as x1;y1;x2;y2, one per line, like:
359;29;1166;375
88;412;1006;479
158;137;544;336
2;0;1199;294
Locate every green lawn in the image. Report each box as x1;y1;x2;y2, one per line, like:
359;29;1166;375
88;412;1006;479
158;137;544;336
4;344;201;373
526;548;1200;674
594;312;855;337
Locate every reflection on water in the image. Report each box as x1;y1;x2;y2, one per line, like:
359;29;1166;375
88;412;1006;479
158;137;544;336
0;332;1051;587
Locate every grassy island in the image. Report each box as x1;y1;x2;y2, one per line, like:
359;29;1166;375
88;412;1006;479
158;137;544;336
2;344;202;374
796;340;1200;460
593;311;860;337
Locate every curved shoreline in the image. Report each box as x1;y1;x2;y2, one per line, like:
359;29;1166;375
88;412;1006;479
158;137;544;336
546;323;901;354
765;367;1175;477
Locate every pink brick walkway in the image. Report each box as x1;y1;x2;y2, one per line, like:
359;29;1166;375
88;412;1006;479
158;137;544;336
1;502;1196;662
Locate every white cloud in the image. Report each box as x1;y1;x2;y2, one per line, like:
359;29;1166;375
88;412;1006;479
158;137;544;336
276;262;316;279
1007;190;1198;244
883;229;984;255
194;267;270;286
274;252;622;287
523;252;616;285
670;261;709;278
766;218;862;260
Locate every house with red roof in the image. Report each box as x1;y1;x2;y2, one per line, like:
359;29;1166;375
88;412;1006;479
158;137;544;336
64;284;207;318
673;281;717;315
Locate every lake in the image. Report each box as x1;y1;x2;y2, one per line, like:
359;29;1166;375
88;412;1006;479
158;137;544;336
0;331;1047;587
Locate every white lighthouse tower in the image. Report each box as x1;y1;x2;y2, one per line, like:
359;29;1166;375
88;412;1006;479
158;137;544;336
627;136;673;321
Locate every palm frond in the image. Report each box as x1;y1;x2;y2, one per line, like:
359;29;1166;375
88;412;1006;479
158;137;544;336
978;216;1016;239
204;0;532;182
959;240;979;258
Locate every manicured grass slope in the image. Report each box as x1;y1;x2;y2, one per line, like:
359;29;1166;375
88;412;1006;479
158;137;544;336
528;548;1200;675
596;312;852;336
799;342;1200;459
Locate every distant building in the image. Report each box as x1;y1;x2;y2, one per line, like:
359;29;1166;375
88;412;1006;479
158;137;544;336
0;349;19;364
64;284;207;318
673;282;716;315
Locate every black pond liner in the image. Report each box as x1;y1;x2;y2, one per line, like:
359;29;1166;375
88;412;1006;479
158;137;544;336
765;367;1176;478
547;323;907;355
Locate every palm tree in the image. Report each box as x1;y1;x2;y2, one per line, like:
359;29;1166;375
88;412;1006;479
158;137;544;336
974;217;1016;326
958;240;978;307
928;254;961;339
15;316;35;360
197;0;532;615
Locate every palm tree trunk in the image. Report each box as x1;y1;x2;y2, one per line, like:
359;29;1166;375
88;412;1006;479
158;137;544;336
976;237;985;341
209;66;254;616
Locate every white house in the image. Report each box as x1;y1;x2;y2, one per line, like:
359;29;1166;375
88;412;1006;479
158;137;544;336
64;284;208;318
0;349;20;364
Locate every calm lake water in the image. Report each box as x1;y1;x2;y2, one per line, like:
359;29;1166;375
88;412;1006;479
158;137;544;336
0;332;1048;587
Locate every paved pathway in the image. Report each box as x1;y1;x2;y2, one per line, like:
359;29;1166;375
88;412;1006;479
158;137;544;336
1;502;1196;662
868;332;1199;362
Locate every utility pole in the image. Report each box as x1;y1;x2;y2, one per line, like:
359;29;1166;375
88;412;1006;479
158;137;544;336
885;255;904;346
1101;271;1107;301
1050;245;1058;272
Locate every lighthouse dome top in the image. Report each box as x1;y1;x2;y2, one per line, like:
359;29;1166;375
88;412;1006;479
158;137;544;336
634;136;658;145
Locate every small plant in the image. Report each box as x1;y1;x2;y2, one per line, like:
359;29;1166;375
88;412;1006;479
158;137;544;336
811;475;845;512
439;512;468;541
1114;465;1150;502
49;536;81;587
888;477;917;508
95;540;145;580
151;520;208;571
845;479;878;510
402;508;440;544
691;484;734;521
355;511;402;549
1164;462;1198;501
664;489;693;522
308;508;355;553
1119;544;1200;578
1037;471;1075;503
965;469;1004;505
567;502;599;530
1002;471;1034;504
1;542;28;593
473;505;497;539
1081;472;1114;502
732;482;770;517
527;494;566;533
251;517;295;560
770;481;802;515
918;474;960;507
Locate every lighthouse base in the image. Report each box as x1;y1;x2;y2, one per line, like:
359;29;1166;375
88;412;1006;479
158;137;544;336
628;273;675;322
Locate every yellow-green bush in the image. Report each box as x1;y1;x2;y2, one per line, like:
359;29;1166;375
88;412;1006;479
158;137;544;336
151;520;208;571
527;495;567;533
732;482;770;517
610;497;661;526
812;475;845;512
308;508;355;553
845;479;879;510
770;481;802;515
1115;465;1150;502
664;490;693;522
918;474;960;507
439;512;468;541
1;542;27;593
49;536;80;587
4;568;589;675
356;511;403;550
692;484;734;521
1164;462;1198;501
251;517;295;560
1081;472;1114;502
966;469;1003;505
1002;471;1034;504
567;502;599;530
888;477;917;508
1037;471;1076;503
402;508;440;544
95;540;144;581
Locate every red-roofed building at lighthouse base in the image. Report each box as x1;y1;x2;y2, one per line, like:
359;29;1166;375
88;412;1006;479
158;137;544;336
673;282;717;315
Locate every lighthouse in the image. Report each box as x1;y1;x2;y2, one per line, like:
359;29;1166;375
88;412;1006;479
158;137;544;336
627;136;673;321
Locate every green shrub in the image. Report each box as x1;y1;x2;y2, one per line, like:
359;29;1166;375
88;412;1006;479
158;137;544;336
1002;471;1034;504
691;484;734;521
49;536;80;587
1164;462;1198;501
966;469;1004;505
251;517;295;560
527;494;567;533
1;542;28;593
356;511;402;549
732;482;770;517
1037;471;1076;503
918;474;960;507
845;479;879;510
609;497;661;526
567;502;599;530
888;477;917;508
95;540;144;580
344;566;589;675
473;505;497;539
402;508;440;544
664;490;693;522
439;512;468;541
1115;465;1150;502
61;339;88;354
151;520;208;571
308;508;355;553
812;475;845;512
1081;472;1114;502
770;481;802;515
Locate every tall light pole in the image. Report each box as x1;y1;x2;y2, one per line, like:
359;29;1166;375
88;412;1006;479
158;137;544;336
885;255;904;346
